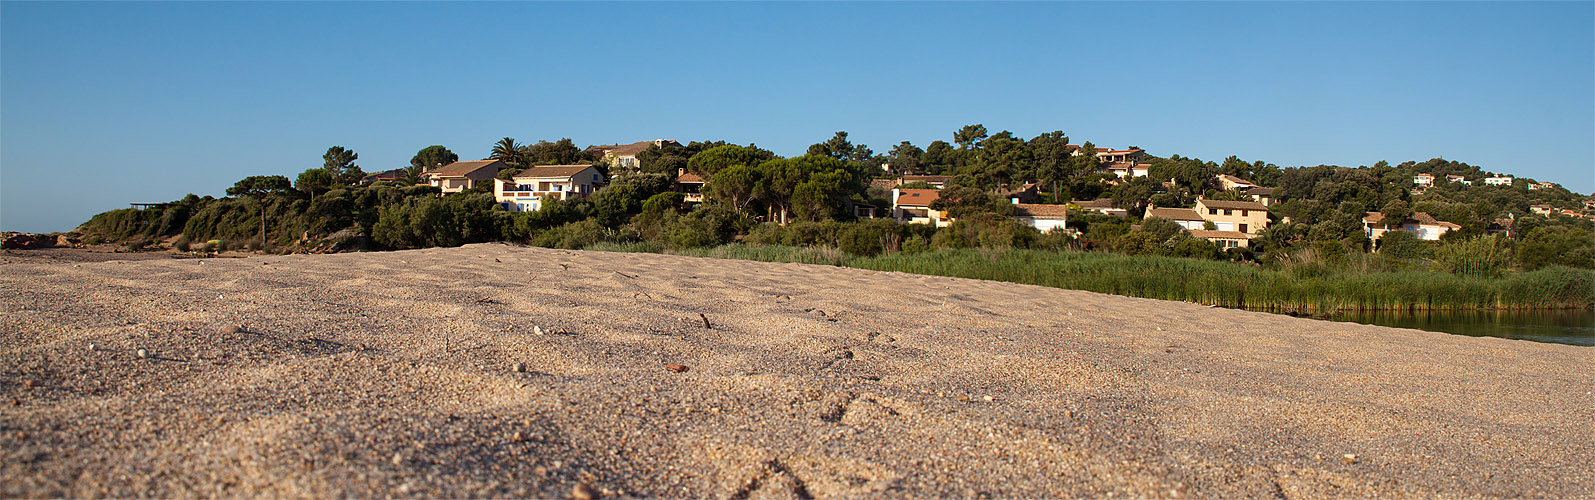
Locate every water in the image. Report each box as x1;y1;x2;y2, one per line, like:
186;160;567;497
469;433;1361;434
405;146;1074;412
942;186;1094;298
1325;309;1595;347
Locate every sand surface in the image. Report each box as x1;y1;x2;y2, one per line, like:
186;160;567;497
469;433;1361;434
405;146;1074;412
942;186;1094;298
2;243;1591;498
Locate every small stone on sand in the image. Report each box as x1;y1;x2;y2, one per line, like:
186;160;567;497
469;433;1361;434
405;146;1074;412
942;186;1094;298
88;343;97;351
534;326;544;336
665;364;689;373
392;453;404;465
136;349;149;359
1341;454;1359;464
571;482;599;500
513;362;527;373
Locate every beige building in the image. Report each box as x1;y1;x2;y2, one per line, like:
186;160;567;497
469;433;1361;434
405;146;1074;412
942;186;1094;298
1215;174;1258;191
426;160;508;194
1194;198;1269;234
586;139;680;172
493;164;604;212
1146;207;1207;230
1187;229;1254;249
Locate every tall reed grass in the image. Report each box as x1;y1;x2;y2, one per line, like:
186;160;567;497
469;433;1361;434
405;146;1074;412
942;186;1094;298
592;244;1593;312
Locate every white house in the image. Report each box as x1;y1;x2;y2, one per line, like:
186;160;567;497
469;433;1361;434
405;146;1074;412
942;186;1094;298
1072;198;1127;217
1483;176;1513;186
891;188;948;226
1100;163;1151;178
1413;174;1435;186
1012;204;1071;233
427;160;508;194
493;164;605;212
1363;211;1460;242
1446;174;1472;185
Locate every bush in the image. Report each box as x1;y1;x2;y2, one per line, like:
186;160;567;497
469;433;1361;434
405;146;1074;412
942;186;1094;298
174;235;192;252
1377;230;1432;260
123;237;151;251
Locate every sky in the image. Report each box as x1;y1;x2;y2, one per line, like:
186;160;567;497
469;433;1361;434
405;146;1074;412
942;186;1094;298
2;1;1592;233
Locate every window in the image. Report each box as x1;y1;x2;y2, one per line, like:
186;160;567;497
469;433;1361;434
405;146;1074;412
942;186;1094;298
1239;224;1248;233
1209;208;1218;215
1224;209;1232;216
1241;210;1248;216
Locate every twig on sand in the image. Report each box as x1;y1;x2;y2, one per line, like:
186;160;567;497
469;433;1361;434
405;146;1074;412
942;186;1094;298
699;313;713;329
615;271;637;279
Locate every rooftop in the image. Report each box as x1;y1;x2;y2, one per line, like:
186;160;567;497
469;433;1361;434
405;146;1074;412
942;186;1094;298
1014;204;1068;218
1197;199;1269;211
895;188;940;207
428;160;505;178
1146;207;1204;221
512;164;596;180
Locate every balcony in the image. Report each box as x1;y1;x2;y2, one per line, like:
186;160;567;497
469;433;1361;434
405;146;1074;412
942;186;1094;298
499;190;576;201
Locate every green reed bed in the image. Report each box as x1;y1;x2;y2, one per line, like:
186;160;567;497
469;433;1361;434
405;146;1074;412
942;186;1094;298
593;244;1592;313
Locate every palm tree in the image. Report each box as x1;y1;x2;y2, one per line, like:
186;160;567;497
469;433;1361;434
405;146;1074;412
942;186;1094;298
491;138;524;168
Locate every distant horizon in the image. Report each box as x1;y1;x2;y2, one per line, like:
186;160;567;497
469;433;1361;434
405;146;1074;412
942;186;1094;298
4;1;1591;233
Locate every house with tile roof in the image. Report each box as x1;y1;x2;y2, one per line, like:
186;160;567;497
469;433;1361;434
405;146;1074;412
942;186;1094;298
1187;229;1254;249
1363;211;1461;243
1215;174;1259;191
1246;186;1275;207
1194;198;1269;234
426;160;509;194
675;168;707;204
493;164;605;212
586;139;680;172
891;188;948;226
1145;207;1207;231
1071;198;1127;217
1011;204;1072;233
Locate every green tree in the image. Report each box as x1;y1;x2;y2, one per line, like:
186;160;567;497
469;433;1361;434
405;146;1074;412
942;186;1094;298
411;145;459;171
1518;226;1595;270
1380;199;1413;229
687;144;775;177
227;175;293;197
954;124;988;150
702;164;763;216
489;138;525;168
886;141;924;176
295;169;334;200
323;146;364;184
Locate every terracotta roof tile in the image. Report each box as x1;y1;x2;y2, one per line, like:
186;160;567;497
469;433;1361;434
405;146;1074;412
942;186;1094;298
429;160;505;178
1147;208;1204;221
1014;204;1068;218
895;189;940;207
513;164;596;179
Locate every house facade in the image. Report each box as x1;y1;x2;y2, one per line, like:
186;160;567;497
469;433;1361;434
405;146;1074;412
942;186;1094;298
1095;148;1146;164
675;168;707;204
1215;174;1258;191
427;160;508;194
1247;186;1275;207
1483;176;1513;186
891;188;949;226
586;139;680;172
1446;174;1472;185
1072;198;1127;217
1146;207;1207;231
493;164;605;212
1194;198;1269;234
1012;204;1071;233
1413;174;1434;186
1187;229;1253;249
1363;211;1460;242
1100;163;1151;178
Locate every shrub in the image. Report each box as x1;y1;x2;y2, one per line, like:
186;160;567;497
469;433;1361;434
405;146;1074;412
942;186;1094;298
123;237;151;251
174;235;192;252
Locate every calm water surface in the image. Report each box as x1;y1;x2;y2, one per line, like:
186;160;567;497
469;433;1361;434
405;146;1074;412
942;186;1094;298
1325;309;1595;347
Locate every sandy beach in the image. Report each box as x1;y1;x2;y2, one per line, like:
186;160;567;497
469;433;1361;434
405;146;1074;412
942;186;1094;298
2;243;1590;498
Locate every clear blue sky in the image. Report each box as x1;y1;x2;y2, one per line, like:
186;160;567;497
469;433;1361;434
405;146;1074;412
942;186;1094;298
3;1;1592;233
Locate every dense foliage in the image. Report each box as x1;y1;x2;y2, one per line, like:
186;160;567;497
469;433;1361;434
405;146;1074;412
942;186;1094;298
74;127;1594;309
